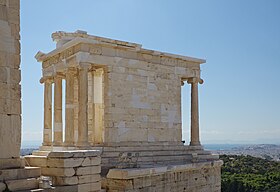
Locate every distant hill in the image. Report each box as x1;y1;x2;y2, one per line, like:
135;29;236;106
221;155;280;192
212;144;280;162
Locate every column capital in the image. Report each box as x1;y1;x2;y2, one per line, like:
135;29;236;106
187;77;204;85
40;76;54;84
65;67;78;76
54;72;65;79
88;66;97;72
78;62;91;70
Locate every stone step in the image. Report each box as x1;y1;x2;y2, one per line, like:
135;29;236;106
5;178;39;191
0;167;41;181
32;151;50;156
0;158;25;169
16;189;46;192
25;155;47;167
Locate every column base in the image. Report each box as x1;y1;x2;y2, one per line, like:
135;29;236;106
42;142;52;146
189;141;201;146
53;142;63;146
76;141;90;147
63;141;75;147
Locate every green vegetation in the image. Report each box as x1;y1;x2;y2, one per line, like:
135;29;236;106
221;155;280;192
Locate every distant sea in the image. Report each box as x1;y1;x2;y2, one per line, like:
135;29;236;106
203;144;246;151
22;141;245;151
21;141;41;148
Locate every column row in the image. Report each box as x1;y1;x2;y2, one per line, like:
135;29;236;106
42;65;92;147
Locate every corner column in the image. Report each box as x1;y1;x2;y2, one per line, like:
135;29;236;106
42;78;53;146
77;64;90;146
53;75;63;145
187;77;203;146
64;68;76;146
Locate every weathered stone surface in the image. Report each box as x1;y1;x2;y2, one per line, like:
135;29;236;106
78;181;101;192
107;166;167;179
0;157;24;169
76;165;101;176
0;0;21;162
78;174;100;184
81;156;101;167
47;150;101;158
41;167;75;177
0;182;6;191
52;176;78;186
6;178;39;191
104;160;222;192
25;155;47;167
47;158;84;168
0;167;40;181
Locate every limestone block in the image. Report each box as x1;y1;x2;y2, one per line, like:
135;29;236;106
0;182;6;191
47;158;84;168
101;46;115;57
107;167;167;179
0;0;6;6
9;67;21;84
7;0;19;10
49;185;78;192
0;98;21;114
47;150;101;158
0;51;6;67
0;21;16;54
0;52;20;68
0;5;7;20
81;156;101;167
0;167;40;181
6;178;39;191
133;176;152;189
41;167;75;177
0;114;21;158
104;179;133;190
24;155;47;167
75;165;101;176
0;158;24;169
0;66;7;82
7;7;19;24
0;82;21;100
78;174;100;184
77;181;101;192
52;176;78;186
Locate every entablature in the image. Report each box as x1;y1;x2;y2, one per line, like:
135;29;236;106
35;31;205;71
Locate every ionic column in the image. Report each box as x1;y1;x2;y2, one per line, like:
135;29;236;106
187;77;203;146
42;78;53;146
77;64;90;146
53;75;63;145
88;68;95;144
64;68;76;146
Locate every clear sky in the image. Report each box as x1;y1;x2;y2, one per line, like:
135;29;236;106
20;0;280;146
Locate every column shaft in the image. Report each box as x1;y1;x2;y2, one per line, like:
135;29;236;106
189;78;201;146
89;70;95;144
43;80;52;146
64;71;75;146
53;77;63;145
77;67;89;146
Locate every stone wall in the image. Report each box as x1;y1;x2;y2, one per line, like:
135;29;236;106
25;150;102;192
0;0;21;159
103;56;184;143
103;160;222;192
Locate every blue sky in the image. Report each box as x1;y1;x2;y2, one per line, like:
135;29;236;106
21;0;280;145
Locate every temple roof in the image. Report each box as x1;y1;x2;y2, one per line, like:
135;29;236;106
36;30;206;64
